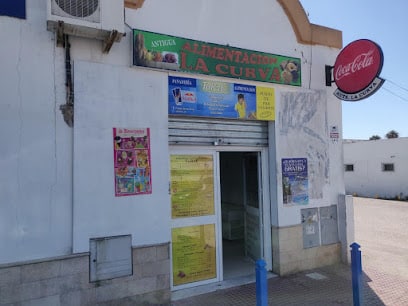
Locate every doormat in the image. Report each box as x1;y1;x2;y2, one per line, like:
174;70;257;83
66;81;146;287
305;272;327;280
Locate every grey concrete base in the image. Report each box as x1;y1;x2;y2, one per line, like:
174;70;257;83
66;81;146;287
0;243;171;305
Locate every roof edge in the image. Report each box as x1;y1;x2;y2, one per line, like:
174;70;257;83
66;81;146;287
124;0;145;10
277;0;342;49
125;0;343;49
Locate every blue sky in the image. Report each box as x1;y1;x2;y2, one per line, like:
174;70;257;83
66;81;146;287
300;0;408;139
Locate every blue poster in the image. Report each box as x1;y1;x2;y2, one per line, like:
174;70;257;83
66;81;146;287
168;76;258;120
282;158;308;205
0;0;26;19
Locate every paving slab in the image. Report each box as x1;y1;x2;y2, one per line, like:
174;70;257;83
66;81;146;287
171;198;408;305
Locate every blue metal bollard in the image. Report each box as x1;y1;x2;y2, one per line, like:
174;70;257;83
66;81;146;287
256;259;268;306
350;242;362;306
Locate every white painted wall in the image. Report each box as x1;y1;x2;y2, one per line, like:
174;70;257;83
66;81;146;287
0;0;344;264
126;0;302;58
270;48;343;227
338;194;354;263
0;1;72;264
344;138;408;198
0;1;150;263
73;62;170;253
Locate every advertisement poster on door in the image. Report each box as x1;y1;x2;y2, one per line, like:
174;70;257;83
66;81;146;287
113;128;152;196
168;76;275;121
170;155;214;218
172;224;216;286
282;158;308;205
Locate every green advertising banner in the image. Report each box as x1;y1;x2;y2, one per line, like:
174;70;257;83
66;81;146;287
133;29;301;86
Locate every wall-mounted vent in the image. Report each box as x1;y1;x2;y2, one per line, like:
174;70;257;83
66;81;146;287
52;0;100;22
47;0;124;43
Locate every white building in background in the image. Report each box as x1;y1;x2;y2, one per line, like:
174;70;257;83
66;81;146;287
344;138;408;199
0;0;352;304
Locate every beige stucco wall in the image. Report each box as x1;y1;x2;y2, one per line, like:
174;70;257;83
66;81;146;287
272;225;341;275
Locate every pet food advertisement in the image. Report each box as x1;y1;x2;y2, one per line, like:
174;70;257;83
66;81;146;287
133;29;301;86
168;76;275;121
282;158;309;205
113;128;152;197
172;224;216;286
170;155;215;218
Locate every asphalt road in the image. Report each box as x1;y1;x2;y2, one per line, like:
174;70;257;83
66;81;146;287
354;197;408;281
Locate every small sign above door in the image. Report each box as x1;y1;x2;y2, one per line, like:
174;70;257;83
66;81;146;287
168;76;275;121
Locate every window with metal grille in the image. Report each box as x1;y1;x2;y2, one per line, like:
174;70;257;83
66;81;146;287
382;163;394;172
344;164;354;172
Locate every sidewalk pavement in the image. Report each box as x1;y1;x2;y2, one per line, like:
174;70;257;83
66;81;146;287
171;263;408;305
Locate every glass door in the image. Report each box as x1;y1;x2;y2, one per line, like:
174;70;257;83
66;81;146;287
169;149;221;290
243;152;263;261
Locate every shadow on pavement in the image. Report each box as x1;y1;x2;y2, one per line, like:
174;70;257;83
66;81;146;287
362;271;386;306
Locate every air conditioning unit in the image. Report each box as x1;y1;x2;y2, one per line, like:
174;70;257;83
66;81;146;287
47;0;124;42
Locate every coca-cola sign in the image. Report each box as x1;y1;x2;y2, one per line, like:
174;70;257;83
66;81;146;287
333;39;384;101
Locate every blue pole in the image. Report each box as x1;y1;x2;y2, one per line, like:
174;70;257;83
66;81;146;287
350;242;362;306
256;259;268;306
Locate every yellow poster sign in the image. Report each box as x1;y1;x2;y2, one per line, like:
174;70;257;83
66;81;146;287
256;87;275;120
172;224;216;286
171;155;214;218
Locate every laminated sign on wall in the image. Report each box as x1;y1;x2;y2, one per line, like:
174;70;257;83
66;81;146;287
113;128;152;196
172;224;217;285
282;158;309;205
168;76;275;121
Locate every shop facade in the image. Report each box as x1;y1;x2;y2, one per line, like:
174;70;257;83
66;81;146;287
0;0;350;304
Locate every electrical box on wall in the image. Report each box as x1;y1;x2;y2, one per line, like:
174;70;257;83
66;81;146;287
301;208;320;248
46;0;124;42
89;235;132;282
320;205;339;245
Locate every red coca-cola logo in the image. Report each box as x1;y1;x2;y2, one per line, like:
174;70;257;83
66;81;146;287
334;39;383;94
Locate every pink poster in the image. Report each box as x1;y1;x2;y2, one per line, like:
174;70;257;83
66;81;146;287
113;127;152;196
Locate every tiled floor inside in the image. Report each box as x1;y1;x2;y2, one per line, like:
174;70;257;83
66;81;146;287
223;239;255;280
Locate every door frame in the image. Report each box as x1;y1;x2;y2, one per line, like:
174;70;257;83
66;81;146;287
216;146;272;273
169;148;221;291
169;145;272;291
242;151;263;261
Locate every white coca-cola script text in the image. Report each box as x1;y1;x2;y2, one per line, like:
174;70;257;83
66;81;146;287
335;49;375;81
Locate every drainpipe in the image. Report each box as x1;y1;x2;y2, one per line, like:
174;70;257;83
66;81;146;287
60;33;74;127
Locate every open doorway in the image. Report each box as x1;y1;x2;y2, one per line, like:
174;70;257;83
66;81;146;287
220;152;262;280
